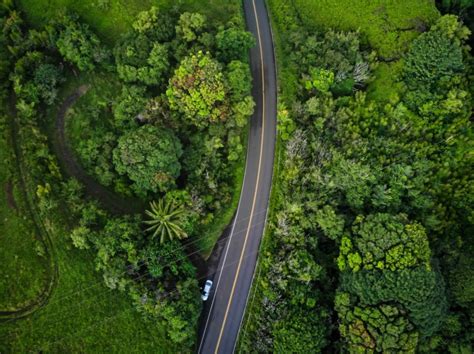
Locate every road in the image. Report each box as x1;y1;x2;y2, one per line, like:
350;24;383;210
197;0;277;352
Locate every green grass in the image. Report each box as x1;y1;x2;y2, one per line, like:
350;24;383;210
17;0;241;45
0;221;177;352
291;0;439;104
0;127;48;312
293;0;439;58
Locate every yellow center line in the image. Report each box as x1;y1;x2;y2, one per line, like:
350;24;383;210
213;0;266;352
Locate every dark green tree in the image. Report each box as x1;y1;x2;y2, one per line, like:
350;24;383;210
115;35;170;86
216;27;255;62
112;125;182;196
33;63;64;105
175;12;206;42
338;213;431;272
55;14;109;71
113;85;148;127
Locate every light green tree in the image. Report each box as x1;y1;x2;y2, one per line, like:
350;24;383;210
166;51;227;128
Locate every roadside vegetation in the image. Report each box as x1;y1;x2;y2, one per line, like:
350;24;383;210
0;0;254;350
240;0;473;352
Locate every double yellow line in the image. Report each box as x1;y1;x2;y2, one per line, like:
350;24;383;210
213;0;267;352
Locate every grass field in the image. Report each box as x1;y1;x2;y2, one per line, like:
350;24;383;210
0;220;177;352
0;124;48;312
17;0;241;45
1;89;178;351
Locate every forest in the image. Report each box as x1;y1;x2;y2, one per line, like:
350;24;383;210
240;0;473;353
0;0;473;352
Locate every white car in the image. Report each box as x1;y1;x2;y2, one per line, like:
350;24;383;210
201;280;213;301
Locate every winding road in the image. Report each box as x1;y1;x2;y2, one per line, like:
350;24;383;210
197;0;277;352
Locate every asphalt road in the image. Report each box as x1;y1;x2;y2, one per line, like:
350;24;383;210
197;0;277;352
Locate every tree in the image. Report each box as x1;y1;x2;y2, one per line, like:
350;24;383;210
340;268;447;338
338;213;431;272
175;12;206;42
132;6;175;42
113;125;182;196
226;60;252;101
144;198;188;243
70;225;91;249
315;205;345;241
335;292;420;353
216;27;255;62
272;307;328;353
113;85;148;127
304;67;334;93
90;216;143;290
33;63;64;105
402;15;468;115
115;36;170;86
166;51;228;128
55;14;109;71
328;152;376;210
450;254;474;306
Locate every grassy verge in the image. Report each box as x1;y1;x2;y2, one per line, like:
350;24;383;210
0;219;177;352
0;119;48;312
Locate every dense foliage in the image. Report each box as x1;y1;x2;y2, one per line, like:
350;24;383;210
113;125;182;196
242;1;473;352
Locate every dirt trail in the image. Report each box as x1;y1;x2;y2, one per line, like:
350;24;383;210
4;181;17;211
54;86;145;215
1;99;58;322
55;87;207;275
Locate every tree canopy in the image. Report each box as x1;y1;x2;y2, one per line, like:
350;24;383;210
166;51;227;128
113;125;182;196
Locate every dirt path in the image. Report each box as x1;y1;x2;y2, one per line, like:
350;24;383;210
4;181;17;211
54;86;145;215
0;99;58;322
55;87;207;276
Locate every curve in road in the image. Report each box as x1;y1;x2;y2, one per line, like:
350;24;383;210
197;0;277;352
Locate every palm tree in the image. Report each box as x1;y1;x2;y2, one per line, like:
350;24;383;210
144;199;188;243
